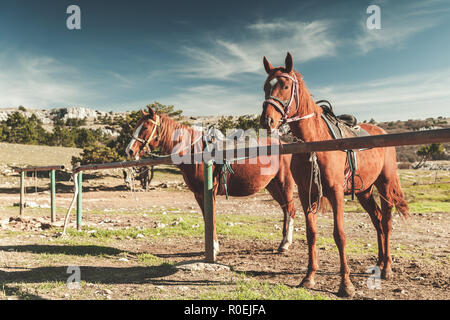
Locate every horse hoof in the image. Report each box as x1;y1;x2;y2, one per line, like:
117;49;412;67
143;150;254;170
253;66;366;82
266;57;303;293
337;282;355;298
214;240;220;254
278;246;288;253
299;278;316;289
278;243;290;253
381;268;392;280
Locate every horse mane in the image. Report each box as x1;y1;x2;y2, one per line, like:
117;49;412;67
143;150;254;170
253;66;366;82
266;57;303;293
293;70;319;114
156;113;197;154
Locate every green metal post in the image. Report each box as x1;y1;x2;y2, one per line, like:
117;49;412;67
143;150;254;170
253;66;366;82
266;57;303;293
19;171;25;216
76;172;83;230
203;160;215;262
50;169;56;223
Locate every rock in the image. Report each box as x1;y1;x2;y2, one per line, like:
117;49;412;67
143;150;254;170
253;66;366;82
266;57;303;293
175;261;231;272
393;288;407;295
135;233;145;239
25;201;39;208
118;258;129;262
154;222;166;229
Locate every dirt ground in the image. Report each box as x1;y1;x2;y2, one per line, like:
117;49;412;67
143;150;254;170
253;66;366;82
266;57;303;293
0;179;448;300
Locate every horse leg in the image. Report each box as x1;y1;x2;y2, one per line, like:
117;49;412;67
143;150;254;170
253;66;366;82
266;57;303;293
374;180;394;280
356;186;385;268
266;179;296;252
194;192;220;259
329;188;355;297
297;189;318;289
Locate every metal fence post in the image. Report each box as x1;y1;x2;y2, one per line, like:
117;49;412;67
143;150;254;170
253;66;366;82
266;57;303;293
76;172;83;230
19;170;25;216
203;160;215;262
50;169;56;223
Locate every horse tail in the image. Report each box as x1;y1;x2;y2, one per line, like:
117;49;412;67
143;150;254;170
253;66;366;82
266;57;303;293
388;174;410;220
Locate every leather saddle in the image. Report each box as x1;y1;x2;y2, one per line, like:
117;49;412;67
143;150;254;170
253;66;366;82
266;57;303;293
316;100;369;199
317;100;370;142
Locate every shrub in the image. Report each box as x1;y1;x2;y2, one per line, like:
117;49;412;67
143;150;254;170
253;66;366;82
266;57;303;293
72;144;122;165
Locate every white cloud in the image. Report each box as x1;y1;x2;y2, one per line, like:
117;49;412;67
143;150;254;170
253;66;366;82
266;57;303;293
313;69;450;121
0;52;95;108
155;84;260;116
177;19;337;80
355;1;447;54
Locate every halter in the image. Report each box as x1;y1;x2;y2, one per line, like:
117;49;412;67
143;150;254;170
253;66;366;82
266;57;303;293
263;72;315;124
133;115;160;152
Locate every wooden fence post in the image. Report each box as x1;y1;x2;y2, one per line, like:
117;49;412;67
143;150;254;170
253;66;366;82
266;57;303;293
50;169;56;223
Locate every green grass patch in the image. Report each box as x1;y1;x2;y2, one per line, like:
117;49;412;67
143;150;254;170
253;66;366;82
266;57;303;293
136;253;167;266
199;278;331;300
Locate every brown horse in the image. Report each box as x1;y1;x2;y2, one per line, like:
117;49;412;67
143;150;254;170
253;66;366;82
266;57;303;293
126;106;297;259
260;53;410;297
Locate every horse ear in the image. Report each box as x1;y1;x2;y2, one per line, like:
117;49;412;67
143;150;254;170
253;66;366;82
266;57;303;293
147;105;155;117
285;52;293;73
263;56;273;74
140;109;147;116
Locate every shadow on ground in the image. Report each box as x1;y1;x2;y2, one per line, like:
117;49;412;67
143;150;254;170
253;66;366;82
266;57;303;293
0;244;125;256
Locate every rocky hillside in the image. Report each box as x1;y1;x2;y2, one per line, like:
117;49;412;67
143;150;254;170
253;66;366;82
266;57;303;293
0;107;110;124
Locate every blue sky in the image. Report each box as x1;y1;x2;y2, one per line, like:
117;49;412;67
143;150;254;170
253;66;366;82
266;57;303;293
0;0;449;121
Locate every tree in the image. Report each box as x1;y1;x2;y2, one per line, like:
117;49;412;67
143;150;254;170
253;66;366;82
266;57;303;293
72;143;121;165
217;116;236;133
148;101;183;118
106;110;142;159
1;111;49;144
216;115;261;136
236;115;261;132
414;143;445;168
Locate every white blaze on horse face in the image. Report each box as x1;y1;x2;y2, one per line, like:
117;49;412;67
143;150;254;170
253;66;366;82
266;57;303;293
269;78;278;88
126;122;144;160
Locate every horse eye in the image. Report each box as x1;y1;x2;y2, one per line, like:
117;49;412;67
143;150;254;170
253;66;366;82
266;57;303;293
284;86;289;90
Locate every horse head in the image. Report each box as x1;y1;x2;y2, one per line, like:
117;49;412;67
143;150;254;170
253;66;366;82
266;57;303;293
125;105;161;160
260;52;301;131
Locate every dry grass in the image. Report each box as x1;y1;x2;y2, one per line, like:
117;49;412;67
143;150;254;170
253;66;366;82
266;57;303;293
0;142;81;168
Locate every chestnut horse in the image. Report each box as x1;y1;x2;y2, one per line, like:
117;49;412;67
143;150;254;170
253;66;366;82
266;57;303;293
260;53;410;297
126;106;297;259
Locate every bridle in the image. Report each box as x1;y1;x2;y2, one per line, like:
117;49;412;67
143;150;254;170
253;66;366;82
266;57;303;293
129;114;204;160
132;115;160;152
263;72;315;124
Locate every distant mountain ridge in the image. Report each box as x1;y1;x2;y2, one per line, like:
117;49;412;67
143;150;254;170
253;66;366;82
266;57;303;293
0;106;113;123
1;106;448;129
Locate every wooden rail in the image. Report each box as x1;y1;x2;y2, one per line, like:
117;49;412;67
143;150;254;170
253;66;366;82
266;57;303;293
73;128;450;172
